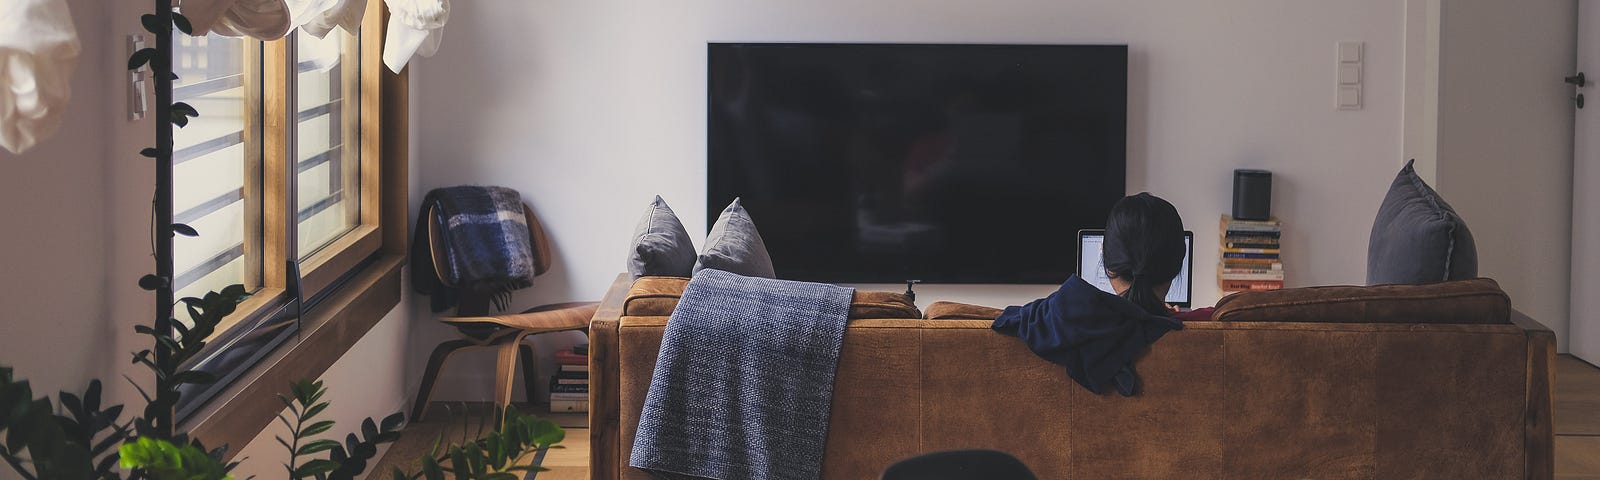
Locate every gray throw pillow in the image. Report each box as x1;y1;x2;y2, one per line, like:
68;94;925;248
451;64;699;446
694;198;776;278
1366;159;1478;285
628;196;697;279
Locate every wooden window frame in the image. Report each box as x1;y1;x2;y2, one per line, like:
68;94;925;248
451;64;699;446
265;17;384;302
189;0;383;333
179;1;410;450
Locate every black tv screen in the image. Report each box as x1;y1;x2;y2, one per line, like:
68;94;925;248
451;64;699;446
708;43;1127;284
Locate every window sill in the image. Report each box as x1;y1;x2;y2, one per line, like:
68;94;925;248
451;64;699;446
180;252;405;458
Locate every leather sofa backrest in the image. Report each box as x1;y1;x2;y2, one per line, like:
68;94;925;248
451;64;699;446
624;276;922;319
1213;277;1510;323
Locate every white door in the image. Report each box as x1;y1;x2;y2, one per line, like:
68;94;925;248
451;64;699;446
1573;0;1600;364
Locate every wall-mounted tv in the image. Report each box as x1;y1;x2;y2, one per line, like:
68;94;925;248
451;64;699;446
708;43;1128;284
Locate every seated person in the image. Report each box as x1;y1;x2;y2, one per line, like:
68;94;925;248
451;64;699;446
1100;192;1215;321
986;192;1193;396
925;192;1214;321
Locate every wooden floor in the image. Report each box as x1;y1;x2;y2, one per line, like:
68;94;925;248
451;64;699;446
373;355;1600;479
366;403;590;479
1558;354;1600;479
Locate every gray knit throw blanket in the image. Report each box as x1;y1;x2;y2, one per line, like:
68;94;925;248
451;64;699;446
629;269;854;480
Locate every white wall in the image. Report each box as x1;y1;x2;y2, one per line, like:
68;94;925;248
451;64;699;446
411;0;1408;399
0;0;120;406
1434;0;1577;349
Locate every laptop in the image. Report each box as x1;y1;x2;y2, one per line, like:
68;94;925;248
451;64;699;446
1076;229;1194;308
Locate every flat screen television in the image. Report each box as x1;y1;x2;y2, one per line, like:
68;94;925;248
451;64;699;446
708;43;1128;284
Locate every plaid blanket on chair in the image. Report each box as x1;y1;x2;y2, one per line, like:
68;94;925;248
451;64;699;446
411;186;536;313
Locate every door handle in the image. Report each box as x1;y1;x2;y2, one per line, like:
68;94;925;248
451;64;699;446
1570;72;1587;108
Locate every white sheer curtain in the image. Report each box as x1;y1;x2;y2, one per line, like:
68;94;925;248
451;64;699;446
381;0;447;73
180;0;448;74
0;0;80;154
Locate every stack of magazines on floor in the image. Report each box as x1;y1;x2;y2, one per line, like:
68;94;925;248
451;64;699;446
1218;215;1284;291
550;343;588;412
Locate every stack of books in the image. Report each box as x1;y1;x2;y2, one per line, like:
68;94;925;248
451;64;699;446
549;343;588;413
1218;215;1284;291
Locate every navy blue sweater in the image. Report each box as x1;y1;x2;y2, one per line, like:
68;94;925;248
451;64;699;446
991;275;1184;396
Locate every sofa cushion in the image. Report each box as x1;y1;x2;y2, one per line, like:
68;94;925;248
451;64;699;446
694;198;776;278
1367;159;1478;285
627;196;697;279
923;301;1004;320
624;276;920;319
1212;277;1509;324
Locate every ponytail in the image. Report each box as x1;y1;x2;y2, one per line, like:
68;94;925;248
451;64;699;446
1121;274;1169;316
1102;193;1187;316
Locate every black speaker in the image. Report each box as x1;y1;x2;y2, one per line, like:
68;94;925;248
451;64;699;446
1232;169;1272;221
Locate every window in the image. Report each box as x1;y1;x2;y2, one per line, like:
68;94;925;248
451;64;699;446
293;29;361;257
172;5;388;420
173;33;261;334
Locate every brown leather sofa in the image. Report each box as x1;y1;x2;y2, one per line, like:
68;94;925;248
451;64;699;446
588;274;1556;479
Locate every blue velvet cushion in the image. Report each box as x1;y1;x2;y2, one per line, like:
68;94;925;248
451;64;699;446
694;198;776;278
1367;160;1478;285
628;196;697;279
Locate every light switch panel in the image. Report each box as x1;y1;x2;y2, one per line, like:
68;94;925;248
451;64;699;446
1339;64;1361;85
1337;86;1362;110
127;33;148;121
1338;42;1363;63
1336;41;1363;111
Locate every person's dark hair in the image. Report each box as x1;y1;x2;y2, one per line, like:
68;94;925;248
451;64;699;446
1103;193;1187;316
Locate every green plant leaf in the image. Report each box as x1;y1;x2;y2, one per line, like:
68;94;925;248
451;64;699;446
528;418;564;446
173;13;194;35
293;459;340;478
353;441;376;460
302;420;335;437
83;380;102;414
448;448;469;480
95;450;123;476
360;418;378;442
485;434;505;469
140;147;158;158
128;48;156;70
119;436;232;480
59;391;84;422
373;431;400;444
302;402;328;421
221;284;249;299
296;439;340;456
140;14;161;33
172;223;199;237
419;455;444;480
380;412;404;433
138;274;166;291
172;102;199;118
170;321;192;340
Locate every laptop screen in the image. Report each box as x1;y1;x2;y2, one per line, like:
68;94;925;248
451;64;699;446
1077;230;1193;306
